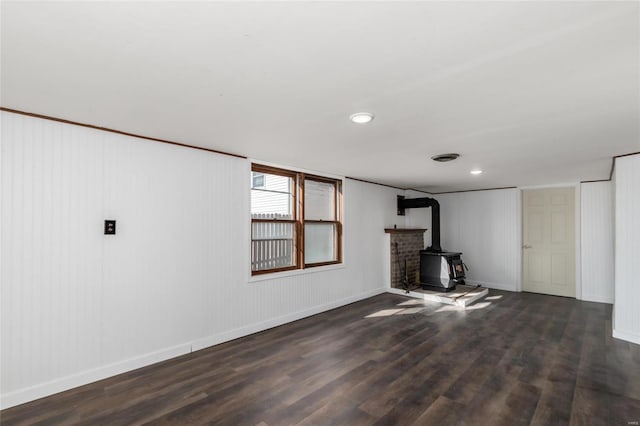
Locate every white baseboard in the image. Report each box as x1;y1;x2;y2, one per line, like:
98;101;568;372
0;287;386;410
465;279;516;292
0;343;192;410
612;328;640;346
580;293;614;304
191;287;386;351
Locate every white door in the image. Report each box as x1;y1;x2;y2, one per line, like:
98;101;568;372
522;188;575;297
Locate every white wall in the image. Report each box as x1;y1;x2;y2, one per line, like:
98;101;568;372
0;111;404;408
613;154;640;345
580;181;614;304
435;189;521;291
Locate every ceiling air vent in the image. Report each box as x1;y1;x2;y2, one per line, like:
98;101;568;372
431;153;460;162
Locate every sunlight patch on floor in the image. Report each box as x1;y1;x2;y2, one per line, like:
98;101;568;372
397;299;427;307
365;308;406;318
364;305;429;318
434;301;492;312
396;307;425;315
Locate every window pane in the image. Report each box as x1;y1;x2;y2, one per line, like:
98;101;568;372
251;173;293;219
252;222;296;271
304;179;335;221
251;172;265;188
305;223;336;264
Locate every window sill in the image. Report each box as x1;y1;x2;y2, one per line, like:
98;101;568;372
249;263;346;283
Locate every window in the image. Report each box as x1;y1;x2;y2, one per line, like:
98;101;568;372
251;164;342;275
304;177;340;265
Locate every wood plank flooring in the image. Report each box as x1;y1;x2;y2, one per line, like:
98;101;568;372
2;291;639;425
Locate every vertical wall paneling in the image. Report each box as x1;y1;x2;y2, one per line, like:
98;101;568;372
580;181;614;304
1;114;105;399
613;154;640;344
515;190;523;292
435;189;521;291
611;169;616;331
572;185;582;300
0;111;401;408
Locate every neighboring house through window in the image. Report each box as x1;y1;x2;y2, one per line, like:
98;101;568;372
251;172;265;189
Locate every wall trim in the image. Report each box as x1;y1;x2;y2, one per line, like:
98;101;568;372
608;151;640;181
2;108;639;193
581;293;613;305
612;328;640;346
518;183;579;190
580;179;610;184
0;107;246;159
249;263;346;283
429;186;517;195
0;343;192;410
345;176;406;191
190;287;386;352
0;287;386;410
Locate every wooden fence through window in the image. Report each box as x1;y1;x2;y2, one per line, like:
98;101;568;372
251;213;295;271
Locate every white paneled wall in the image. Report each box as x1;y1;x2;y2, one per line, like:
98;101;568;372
435;189;521;291
580;181;614;304
1;111;403;408
1;115;106;395
613;154;640;345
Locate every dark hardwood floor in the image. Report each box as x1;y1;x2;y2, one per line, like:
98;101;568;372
2;290;639;425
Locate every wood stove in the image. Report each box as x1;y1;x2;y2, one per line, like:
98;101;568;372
397;196;468;292
419;251;466;292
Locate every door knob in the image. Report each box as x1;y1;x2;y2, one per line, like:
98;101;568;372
522;245;532;249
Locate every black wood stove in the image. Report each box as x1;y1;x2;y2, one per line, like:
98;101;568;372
398;196;467;292
419;251;466;292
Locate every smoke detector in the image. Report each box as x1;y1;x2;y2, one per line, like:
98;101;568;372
431;153;460;162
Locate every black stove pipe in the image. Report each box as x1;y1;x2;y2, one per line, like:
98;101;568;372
397;196;442;253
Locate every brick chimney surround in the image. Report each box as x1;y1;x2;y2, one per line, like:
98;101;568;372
384;228;428;289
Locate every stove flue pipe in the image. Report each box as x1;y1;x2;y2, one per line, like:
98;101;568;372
397;196;442;253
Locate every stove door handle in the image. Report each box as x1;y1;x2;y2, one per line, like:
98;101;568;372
522;244;533;249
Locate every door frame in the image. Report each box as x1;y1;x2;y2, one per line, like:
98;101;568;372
517;183;581;299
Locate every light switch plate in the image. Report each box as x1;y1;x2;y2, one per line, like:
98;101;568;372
104;220;116;235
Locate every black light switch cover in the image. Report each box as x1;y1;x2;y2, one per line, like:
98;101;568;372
104;220;116;235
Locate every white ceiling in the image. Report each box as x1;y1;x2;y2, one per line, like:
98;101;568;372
2;1;639;192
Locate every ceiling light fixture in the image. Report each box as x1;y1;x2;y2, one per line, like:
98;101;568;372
470;169;483;175
350;112;374;124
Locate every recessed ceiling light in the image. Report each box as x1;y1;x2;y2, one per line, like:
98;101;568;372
350;112;374;124
470;169;483;175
